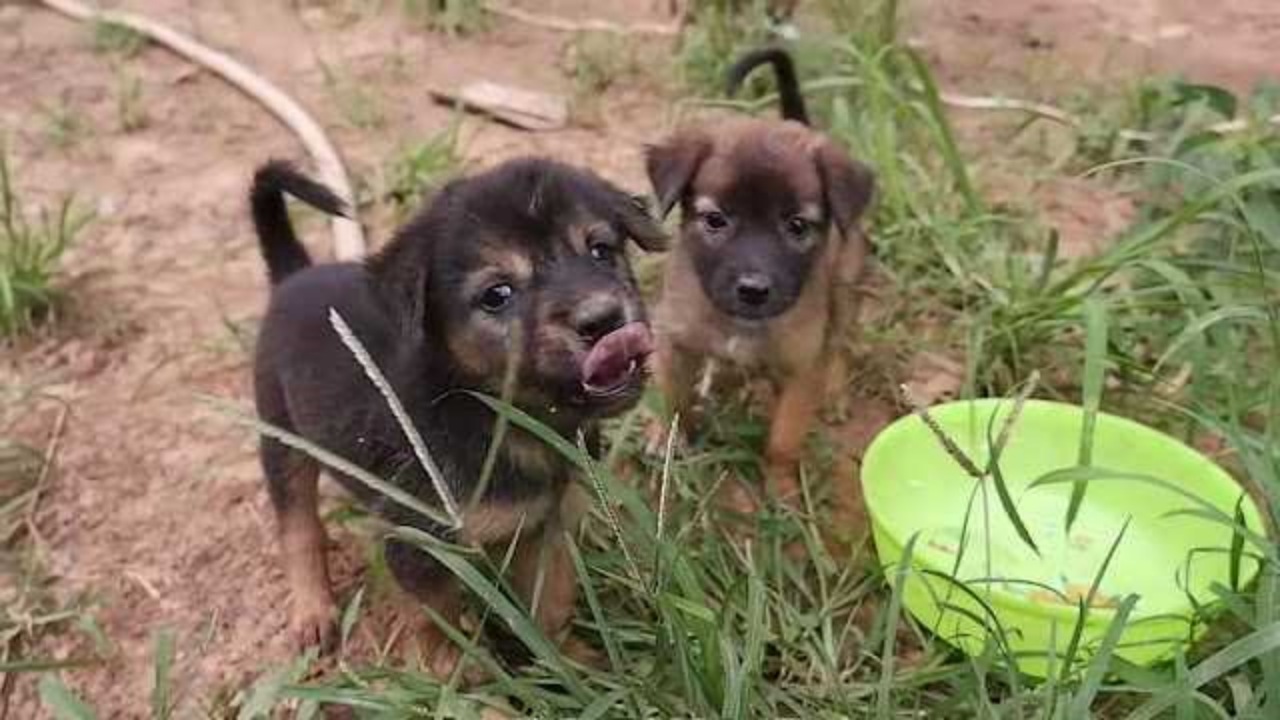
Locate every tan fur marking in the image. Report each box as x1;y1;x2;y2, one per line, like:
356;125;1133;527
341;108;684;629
509;491;585;637
459;495;554;545
276;462;337;647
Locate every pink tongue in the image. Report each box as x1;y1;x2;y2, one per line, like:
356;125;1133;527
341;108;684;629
582;322;653;391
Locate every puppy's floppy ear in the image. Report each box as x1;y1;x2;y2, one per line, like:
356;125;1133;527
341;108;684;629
814;140;876;235
645;131;711;219
615;194;669;252
365;225;431;337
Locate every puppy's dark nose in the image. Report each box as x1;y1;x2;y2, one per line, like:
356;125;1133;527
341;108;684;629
573;296;626;344
735;273;772;308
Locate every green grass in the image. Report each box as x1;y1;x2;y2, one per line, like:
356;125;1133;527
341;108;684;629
372;125;462;221
39;98;90;151
402;0;487;36
0;145;89;339
90;19;145;59
563;32;641;125
113;68;148;134
676;0;780;97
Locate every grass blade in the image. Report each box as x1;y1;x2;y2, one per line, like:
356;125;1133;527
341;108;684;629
1060;519;1130;684
723;568;767;719
1153;306;1268;373
38;675;97;720
202;396;457;529
151;629;176;720
1126;622;1280;720
904;49;980;215
565;533;630;680
329;309;460;525
1230;497;1247;592
464;391;586;471
1069;594;1139;716
1069;296;1108;530
876;532;918;719
393;526;591;701
985;397;1040;555
339;585;365;650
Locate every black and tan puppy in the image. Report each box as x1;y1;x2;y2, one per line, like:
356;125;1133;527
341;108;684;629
250;158;666;674
647;47;874;505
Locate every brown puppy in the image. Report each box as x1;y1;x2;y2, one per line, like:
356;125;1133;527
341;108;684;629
249;158;665;675
646;49;874;505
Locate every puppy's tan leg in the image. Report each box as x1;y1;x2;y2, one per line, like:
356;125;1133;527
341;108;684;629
266;448;338;650
765;366;825;504
649;338;702;459
384;539;466;679
510;525;577;639
511;485;589;637
509;489;606;667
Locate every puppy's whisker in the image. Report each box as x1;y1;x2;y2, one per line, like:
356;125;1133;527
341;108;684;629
329;308;463;527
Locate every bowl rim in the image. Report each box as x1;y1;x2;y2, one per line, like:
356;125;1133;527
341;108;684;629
861;397;1266;624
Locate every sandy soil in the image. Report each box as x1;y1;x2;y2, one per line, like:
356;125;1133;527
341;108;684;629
1;0;1276;715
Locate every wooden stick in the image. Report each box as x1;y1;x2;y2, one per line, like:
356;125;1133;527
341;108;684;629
36;0;366;260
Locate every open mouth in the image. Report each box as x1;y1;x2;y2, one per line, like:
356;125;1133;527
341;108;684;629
580;322;653;400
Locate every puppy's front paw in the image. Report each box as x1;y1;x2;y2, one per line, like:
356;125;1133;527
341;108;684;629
428;641;463;679
765;461;802;509
643;413;690;459
426;642;489;685
291;596;338;652
717;476;761;516
560;635;606;669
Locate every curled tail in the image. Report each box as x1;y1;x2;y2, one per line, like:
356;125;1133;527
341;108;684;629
725;45;810;126
250;160;349;286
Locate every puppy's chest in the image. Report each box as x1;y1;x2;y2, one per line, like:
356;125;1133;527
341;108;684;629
348;416;570;533
457;433;572;544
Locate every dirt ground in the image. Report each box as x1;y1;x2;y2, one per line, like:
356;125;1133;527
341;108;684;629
1;0;1276;715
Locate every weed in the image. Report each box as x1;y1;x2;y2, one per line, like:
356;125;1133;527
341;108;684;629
322;65;387;132
90;19;145;59
375;126;461;220
676;0;777;97
564;32;636;96
402;0;486;37
114;69;148;133
40;97;89;150
562;32;639;124
0;144;90;339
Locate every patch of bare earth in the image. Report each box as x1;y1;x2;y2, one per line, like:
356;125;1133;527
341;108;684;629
1;0;1277;715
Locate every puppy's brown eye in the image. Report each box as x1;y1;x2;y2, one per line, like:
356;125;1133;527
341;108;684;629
700;211;729;233
589;242;617;265
786;216;811;237
478;283;514;313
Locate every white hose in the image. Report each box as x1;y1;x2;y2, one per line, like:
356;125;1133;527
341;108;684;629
36;0;367;260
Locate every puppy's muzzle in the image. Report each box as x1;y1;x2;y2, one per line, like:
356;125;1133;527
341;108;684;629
570;293;652;402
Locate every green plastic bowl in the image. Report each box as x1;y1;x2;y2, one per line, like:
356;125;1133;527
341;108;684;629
861;399;1264;676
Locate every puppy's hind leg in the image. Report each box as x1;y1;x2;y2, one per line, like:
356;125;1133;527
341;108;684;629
262;439;337;650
